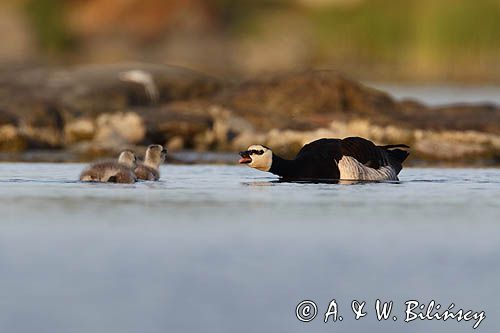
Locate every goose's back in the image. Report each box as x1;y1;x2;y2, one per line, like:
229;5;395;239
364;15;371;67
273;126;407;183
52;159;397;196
293;137;409;180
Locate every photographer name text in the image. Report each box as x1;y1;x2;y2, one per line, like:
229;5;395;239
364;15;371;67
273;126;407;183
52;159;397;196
295;299;485;329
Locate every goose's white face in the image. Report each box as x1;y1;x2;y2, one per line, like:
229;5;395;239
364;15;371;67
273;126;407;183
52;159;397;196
239;145;272;172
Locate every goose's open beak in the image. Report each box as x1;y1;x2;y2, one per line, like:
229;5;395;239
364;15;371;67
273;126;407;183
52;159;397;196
239;151;252;164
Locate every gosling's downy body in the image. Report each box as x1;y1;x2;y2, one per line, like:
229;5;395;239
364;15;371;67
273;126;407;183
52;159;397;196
80;150;137;184
135;144;166;181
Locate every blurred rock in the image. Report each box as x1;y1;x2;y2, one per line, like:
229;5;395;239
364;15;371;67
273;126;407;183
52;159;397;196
0;124;27;152
209;106;255;149
166;136;185;151
1;65;500;165
94;112;146;147
64;118;95;144
138;102;213;149
216;70;402;130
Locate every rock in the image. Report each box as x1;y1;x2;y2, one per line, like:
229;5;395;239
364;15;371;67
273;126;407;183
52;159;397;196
47;63;224;114
232;131;267;151
0;109;18;126
94;112;146;147
136;101;213;148
0;124;26;152
1;65;500;164
415;138;486;160
0;62;224;127
209;105;255;149
216;70;401;130
166;136;185;151
0;101;64;149
20;126;62;148
64;118;95;144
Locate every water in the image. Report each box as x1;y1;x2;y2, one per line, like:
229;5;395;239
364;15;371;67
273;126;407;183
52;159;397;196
0;163;499;333
370;84;500;106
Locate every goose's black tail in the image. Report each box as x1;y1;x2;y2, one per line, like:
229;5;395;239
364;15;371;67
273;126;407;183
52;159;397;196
388;149;410;163
380;144;410;164
379;144;410;149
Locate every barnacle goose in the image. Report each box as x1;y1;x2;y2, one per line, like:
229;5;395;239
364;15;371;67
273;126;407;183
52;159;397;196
239;137;410;181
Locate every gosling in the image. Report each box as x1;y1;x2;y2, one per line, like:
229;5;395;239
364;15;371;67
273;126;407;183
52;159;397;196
135;144;166;181
80;150;137;184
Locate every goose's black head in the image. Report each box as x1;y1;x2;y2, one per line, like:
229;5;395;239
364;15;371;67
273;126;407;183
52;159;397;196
239;145;273;172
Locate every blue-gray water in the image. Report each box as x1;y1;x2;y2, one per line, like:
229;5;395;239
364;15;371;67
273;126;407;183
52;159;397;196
371;84;500;106
0;164;499;333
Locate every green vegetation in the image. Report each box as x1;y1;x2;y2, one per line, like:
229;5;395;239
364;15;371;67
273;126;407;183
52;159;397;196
24;0;74;52
305;0;500;63
212;0;292;34
213;0;500;69
418;0;500;54
13;0;500;79
307;1;416;60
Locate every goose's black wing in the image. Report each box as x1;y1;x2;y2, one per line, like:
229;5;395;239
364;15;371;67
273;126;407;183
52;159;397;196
289;138;342;179
338;137;388;168
296;137;384;166
295;138;342;161
296;137;409;170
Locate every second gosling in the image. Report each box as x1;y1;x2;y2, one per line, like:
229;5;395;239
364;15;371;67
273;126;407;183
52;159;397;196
80;150;137;184
135;144;166;181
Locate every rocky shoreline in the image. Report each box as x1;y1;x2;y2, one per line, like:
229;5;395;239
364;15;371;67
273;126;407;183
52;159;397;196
1;63;499;165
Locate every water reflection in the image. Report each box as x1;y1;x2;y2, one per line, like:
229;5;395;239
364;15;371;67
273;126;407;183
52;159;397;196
242;178;403;186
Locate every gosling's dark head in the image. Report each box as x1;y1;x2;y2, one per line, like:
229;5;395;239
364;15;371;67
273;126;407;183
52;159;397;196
145;144;167;168
239;145;272;172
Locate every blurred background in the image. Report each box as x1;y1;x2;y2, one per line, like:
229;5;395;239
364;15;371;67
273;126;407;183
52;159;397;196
1;0;500;164
1;5;499;333
1;0;500;82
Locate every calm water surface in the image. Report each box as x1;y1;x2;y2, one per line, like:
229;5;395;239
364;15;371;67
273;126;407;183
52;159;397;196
371;84;500;106
0;164;499;333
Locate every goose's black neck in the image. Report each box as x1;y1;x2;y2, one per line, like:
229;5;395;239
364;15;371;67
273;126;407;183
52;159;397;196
269;154;298;178
268;152;340;180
